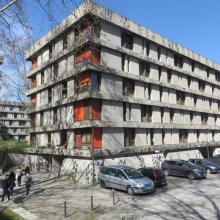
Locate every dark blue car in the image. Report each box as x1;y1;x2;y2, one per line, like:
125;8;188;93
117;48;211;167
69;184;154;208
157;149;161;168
189;158;220;174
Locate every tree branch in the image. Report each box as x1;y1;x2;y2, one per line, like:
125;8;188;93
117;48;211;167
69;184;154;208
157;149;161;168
0;0;18;13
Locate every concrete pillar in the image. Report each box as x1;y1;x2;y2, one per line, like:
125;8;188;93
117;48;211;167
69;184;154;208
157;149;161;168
199;147;215;159
52;156;64;177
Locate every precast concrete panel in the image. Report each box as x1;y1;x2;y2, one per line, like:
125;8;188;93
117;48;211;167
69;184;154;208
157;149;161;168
36;93;41;107
152;106;161;123
42;49;49;64
135;128;147;146
172;129;179;144
166;51;174;66
67;79;74;97
169;89;176;104
129;57;139;75
149;43;158;60
205;84;212;95
101;48;121;70
101;100;123;122
160;47;167;63
161;87;169;103
133;36;144;54
160;68;168;83
207;132;212;142
185;94;194;107
101;22;121;47
54;39;63;55
179;75;188;89
135;81;145;99
102;127;124;151
188;130;197;143
131;103;141;122
36;73;41;86
66;105;73;124
58;58;67;76
164;130;172;145
150;85;160;102
149;64;159;81
162;108;170;124
207;115;215;126
153;129;162;145
183;57;190;72
67;131;74;149
52;132;61;146
171;71;179;86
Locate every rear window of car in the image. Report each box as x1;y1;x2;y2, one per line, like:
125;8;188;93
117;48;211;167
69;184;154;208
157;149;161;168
100;167;109;175
167;161;176;165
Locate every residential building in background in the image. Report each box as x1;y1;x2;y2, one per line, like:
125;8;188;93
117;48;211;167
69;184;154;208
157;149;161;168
0;101;30;141
25;1;220;176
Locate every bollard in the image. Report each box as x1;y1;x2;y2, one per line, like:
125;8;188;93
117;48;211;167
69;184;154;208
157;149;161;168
64;200;67;218
131;188;135;200
112;189;115;205
91;194;93;210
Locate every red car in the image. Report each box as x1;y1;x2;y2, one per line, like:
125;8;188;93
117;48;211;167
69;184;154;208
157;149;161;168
138;167;167;187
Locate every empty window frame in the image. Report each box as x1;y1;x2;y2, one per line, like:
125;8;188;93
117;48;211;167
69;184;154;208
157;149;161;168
146;41;150;56
53;108;58;124
179;129;188;143
62;82;67;98
170;109;174;123
40;112;44;126
63;34;68;49
41;71;44;84
201;113;208;125
121;32;133;50
176;91;185;105
48;87;52;103
174;54;183;68
167;70;172;83
191;61;195;72
141;105;152;122
49;45;53;59
139;61;150;77
123;79;135;96
198;80;205;92
124;128;135;147
54;63;58;79
157;47;161;60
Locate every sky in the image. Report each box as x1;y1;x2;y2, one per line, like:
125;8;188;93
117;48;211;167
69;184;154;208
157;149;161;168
24;0;220;64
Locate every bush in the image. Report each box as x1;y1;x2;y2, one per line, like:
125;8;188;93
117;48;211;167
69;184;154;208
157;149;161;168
0;140;29;167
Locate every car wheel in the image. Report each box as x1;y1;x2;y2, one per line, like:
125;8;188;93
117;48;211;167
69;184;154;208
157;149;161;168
207;169;212;175
163;169;169;176
187;172;195;180
100;180;106;188
127;186;134;195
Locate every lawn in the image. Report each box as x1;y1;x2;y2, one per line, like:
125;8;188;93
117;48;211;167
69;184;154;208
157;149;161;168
0;207;25;220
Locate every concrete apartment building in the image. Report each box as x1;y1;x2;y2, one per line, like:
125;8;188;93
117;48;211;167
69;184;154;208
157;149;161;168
0;101;30;141
25;1;220;181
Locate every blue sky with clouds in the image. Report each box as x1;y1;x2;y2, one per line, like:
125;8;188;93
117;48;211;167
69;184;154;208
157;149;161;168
24;0;220;64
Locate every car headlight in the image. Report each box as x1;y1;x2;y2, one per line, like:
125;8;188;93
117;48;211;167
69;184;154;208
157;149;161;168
193;169;201;173
136;183;143;187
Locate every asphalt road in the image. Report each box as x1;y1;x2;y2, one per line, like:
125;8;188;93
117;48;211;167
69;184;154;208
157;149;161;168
8;172;220;220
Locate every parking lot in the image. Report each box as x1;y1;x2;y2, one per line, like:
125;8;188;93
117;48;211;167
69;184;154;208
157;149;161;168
6;172;220;220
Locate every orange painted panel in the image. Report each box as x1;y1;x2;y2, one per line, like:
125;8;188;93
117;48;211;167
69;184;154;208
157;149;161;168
80;72;91;84
74;102;84;121
91;49;100;64
93;128;102;148
75;130;81;149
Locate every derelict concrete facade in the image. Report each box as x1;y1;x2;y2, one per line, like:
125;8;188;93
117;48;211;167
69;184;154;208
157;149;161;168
26;1;220;163
0;101;30;141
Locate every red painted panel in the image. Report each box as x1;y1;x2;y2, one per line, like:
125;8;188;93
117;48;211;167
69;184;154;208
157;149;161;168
91;49;100;64
74;102;84;121
31;96;36;108
91;99;101;120
31;58;38;70
75;130;81;149
93;128;102;148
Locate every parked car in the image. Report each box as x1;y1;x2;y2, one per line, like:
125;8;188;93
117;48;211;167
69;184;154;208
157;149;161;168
138;167;167;187
161;160;207;180
189;158;220;174
207;155;220;165
98;165;155;195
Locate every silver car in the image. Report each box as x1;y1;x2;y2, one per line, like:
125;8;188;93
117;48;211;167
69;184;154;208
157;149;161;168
98;165;155;195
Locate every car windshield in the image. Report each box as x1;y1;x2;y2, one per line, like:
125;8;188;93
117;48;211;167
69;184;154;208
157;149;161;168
184;161;195;168
123;168;143;179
